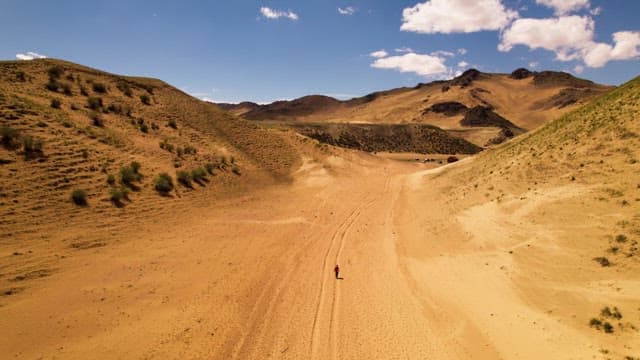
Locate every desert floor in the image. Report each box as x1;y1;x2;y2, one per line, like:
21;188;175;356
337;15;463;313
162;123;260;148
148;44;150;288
2;152;638;359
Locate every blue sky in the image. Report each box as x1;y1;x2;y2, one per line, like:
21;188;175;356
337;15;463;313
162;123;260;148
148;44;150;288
1;0;639;103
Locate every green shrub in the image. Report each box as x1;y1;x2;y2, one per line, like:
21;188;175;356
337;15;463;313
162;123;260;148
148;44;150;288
177;170;192;188
61;82;72;96
110;187;129;206
1;126;21;149
159;139;175;153
139;123;149;133
80;86;88;96
107;174;116;185
154;173;174;194
23;136;44;158
51;98;62;109
92;82;107;93
603;322;614;333
45;81;59;92
140;94;151;105
232;166;241;175
168;119;177;129
91;112;104;127
71;189;87;206
47;66;64;79
116;82;132;97
615;234;628;243
184;145;197;155
192;167;207;183
88;96;103;110
15;71;26;82
130;161;141;173
120;165;141;186
205;163;215;175
107;103;123;114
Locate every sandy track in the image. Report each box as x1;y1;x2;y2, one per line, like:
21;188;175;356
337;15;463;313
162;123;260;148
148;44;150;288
1;155;638;359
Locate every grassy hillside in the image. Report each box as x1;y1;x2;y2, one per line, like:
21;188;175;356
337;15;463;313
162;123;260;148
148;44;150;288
0;59;301;241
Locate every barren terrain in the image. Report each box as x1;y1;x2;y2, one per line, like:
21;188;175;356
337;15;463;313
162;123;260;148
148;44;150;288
1;62;639;359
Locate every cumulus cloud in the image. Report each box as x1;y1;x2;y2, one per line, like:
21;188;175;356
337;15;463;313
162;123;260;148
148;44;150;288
458;61;469;68
535;0;590;15
499;16;640;68
573;64;585;74
457;48;467;55
16;51;47;60
260;7;298;21
529;61;539;68
338;6;356;15
371;52;449;77
370;50;389;58
400;0;518;34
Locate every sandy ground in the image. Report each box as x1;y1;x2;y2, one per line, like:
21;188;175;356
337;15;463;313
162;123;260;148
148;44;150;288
1;153;639;359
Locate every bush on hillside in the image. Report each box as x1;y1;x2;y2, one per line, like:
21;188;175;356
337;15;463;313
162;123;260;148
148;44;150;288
140;94;151;105
92;82;107;93
191;167;207;184
154;173;174;194
116;82;133;97
1;126;21;149
205;163;215;175
167;119;177;129
110;187;129;207
61;82;73;96
120;164;142;188
50;98;62;109
91;112;104;127
177;170;192;188
47;66;64;79
45;81;59;92
71;189;88;206
88;96;103;110
23;136;44;159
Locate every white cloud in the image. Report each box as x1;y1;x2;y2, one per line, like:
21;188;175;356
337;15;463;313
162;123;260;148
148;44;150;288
16;51;47;61
458;61;469;68
395;47;414;53
535;0;590;15
500;16;640;68
457;48;467;55
498;15;594;56
529;61;539;68
260;7;299;21
371;52;449;77
573;64;584;74
431;50;455;57
400;0;518;34
370;50;389;58
338;6;356;15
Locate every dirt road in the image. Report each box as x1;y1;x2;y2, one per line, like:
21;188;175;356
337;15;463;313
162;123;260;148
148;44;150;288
1;155;638;359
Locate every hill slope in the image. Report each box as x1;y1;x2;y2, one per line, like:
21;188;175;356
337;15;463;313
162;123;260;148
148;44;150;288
222;69;611;147
0;59;301;241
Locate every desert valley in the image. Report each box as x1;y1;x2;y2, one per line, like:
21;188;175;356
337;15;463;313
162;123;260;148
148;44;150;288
0;56;638;360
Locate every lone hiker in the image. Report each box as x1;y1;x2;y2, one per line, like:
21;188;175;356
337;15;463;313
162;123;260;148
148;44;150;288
334;264;340;279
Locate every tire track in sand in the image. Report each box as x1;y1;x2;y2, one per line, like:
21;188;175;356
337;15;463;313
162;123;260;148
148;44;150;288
312;177;391;360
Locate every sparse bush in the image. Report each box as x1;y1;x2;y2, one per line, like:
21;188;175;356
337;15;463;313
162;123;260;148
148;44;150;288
61;82;72;96
616;234;628;243
88;96;103;110
116;82;132;97
110;187;129;206
154;173;174;194
45;81;59;92
23;136;44;158
589;318;602;328
47;66;64;79
184;145;197;155
594;257;610;267
130;161;141;173
71;189;87;206
36;121;47;128
1;126;21;149
601;306;622;320
168;119;177;129
140;123;149;133
15;71;26;82
66;73;75;82
192;167;207;184
205;163;215;175
51;98;62;109
176;147;184;157
80;86;89;96
81;149;89;159
107;174;116;185
603;322;614;333
107;103;123;114
92;82;107;93
232;166;241;175
177;170;192;188
151;123;159;130
140;94;151;105
120;165;141;187
91;112;104;127
159;139;175;153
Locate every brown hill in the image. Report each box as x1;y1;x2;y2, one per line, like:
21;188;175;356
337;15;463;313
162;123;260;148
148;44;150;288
0;58;300;240
222;69;612;147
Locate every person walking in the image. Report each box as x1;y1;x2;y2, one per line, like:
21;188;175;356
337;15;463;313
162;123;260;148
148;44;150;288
334;264;340;279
